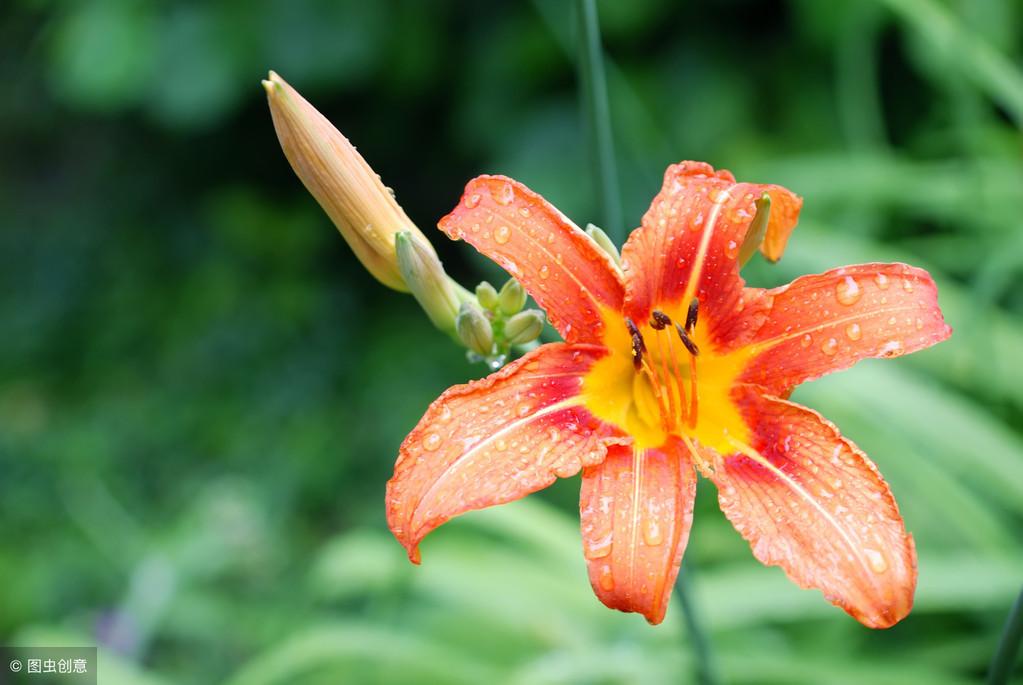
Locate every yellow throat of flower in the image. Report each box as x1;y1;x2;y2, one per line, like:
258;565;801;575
581;304;752;452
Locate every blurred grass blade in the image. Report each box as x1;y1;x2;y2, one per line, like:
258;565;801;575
988;585;1023;685
879;0;1023;128
575;0;622;241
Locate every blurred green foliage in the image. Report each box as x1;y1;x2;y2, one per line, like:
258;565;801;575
1;0;1021;683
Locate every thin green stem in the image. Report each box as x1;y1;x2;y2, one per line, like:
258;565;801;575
575;0;623;242
988;584;1023;684
675;566;719;685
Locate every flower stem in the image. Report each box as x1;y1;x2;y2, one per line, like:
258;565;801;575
575;0;623;242
675;565;719;685
988;584;1023;684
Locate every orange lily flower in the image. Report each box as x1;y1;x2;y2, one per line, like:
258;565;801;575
386;161;951;627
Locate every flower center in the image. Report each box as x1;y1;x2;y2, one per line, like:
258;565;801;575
581;304;753;452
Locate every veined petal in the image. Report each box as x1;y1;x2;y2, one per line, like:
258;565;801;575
620;162;801;350
704;387;916;628
579;438;696;624
387;343;625;562
439;176;625;344
741;263;952;395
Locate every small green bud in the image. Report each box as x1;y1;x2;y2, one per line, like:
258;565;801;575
585;223;621;265
395;232;461;333
737;193;771;266
504;310;546;345
497;278;527;315
475;281;499;310
456;302;494;356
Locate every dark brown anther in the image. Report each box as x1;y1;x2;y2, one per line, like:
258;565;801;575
626;318;646;370
685;298;699;333
650;310;671;330
675;322;700;356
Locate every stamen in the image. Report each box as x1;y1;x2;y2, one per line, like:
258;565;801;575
688;353;699;427
685;298;699;333
626;318;646;370
674;322;700;357
650;310;671;330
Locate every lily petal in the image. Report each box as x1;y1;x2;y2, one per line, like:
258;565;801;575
387;343;625;562
621;162;801;349
439;176;625;344
741;263;952;395
579;438;696;624
704;387;917;628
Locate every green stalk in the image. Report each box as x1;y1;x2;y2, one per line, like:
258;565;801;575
575;0;623;242
988;584;1023;684
676;566;719;685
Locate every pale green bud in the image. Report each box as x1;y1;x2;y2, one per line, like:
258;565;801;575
475;281;499;310
395;232;461;333
738;193;771;266
585;223;621;265
497;278;527;315
504;310;546;345
456;302;494;356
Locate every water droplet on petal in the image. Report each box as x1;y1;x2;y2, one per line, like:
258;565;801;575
864;547;888;573
800;334;813;348
874;273;890;290
821;337;839;356
494;225;511;244
539;264;550;279
585;533;613;559
887;316;897;326
519;206;530;217
495;439;507;451
880;340;904;357
494;182;514;205
598;564;615;591
643;518;663;546
845;323;862;341
915;317;924;330
465;193;481;208
423;433;442;451
725;239;739;259
835;276;862;306
902;279;914;293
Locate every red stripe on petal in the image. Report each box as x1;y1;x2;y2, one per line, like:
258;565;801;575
439;176;625;344
706;387;917;628
621;162;802;350
579;437;696;624
387;343;626;562
741;263;952;395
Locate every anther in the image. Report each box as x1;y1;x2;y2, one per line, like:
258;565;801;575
674;322;699;356
626;318;646;370
685;298;699;333
650;310;672;330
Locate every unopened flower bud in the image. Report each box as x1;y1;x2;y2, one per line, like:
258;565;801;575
263;70;434;292
475;281;499;310
395;232;461;333
585;223;621;265
738;193;771;266
497;278;527;316
456;302;494;356
504;310;546;345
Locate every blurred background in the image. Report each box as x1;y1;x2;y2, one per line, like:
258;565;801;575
2;0;1022;683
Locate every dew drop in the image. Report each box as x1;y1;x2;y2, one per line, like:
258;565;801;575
517;403;532;417
585;533;613;559
915;317;924;330
519;206;530;217
494;225;511;244
835;276;862;306
864;547;888;573
494;182;514;205
820;337;839;356
465;193;481;208
725;239;739;259
800;333;813;348
539;264;550;279
874;273;890;290
598;564;615;591
880;340;904;357
643;519;663;546
423;433;442;451
902;279;914;293
495;439;507;451
845;323;862;341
